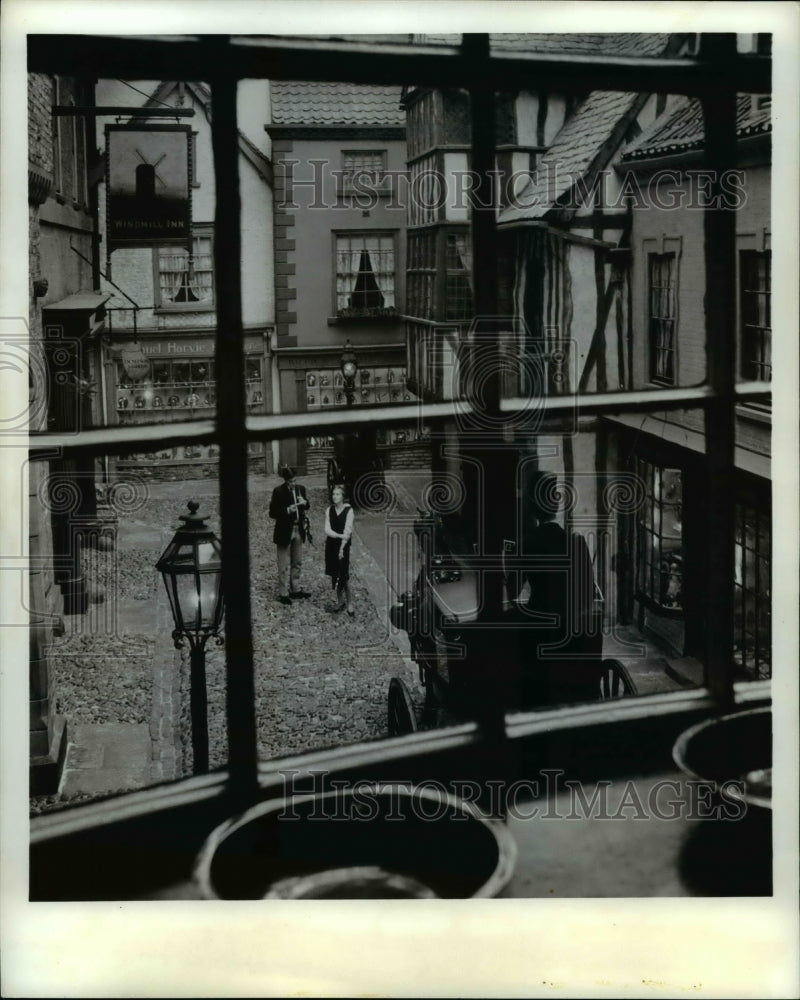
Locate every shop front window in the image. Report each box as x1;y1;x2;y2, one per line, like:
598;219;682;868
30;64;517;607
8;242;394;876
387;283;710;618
734;504;771;679
635;459;683;611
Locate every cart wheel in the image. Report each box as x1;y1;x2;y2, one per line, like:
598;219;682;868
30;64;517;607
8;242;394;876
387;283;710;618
387;677;418;736
599;658;637;699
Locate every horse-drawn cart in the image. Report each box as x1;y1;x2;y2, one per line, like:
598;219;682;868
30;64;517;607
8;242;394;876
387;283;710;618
388;508;636;735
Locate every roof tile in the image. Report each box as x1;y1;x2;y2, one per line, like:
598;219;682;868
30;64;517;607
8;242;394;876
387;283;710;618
622;93;772;160
416;33;671;56
270;82;405;126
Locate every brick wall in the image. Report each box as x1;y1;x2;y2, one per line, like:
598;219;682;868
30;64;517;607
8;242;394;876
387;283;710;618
28;74;54;175
117;457;268;483
305;443;431;478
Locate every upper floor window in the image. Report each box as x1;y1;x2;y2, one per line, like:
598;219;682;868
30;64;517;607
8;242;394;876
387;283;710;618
445;232;473;321
648;252;677;385
155;226;214;310
407;230;436;320
335;232;396;317
407;91;438;159
740;250;771;382
341;150;386;189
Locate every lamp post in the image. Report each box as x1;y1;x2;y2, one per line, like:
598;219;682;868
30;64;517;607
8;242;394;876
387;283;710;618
340;339;358;407
156;500;224;774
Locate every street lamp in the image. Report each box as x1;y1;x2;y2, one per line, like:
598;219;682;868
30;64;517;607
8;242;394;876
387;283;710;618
156;500;224;774
340;339;358;407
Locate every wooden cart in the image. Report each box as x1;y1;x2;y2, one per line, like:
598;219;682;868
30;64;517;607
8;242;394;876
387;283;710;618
388;508;636;735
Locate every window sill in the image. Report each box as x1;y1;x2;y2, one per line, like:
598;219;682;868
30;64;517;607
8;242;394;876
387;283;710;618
29;686;772;901
736;402;771;425
328;311;401;325
153;305;216;315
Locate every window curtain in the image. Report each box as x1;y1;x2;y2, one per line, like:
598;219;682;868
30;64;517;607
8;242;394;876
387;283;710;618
336;242;362;310
189;236;213;302
159;249;186;302
364;237;395;307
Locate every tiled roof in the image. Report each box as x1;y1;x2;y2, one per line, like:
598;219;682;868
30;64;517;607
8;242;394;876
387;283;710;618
270;82;405;126
622;93;772;160
489;33;670;56
415;33;670;55
498;90;640;223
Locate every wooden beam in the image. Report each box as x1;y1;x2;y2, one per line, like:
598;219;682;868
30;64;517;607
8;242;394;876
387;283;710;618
210;70;259;804
577;274;622;393
700;34;739;708
27;34;771;97
27;383;770;461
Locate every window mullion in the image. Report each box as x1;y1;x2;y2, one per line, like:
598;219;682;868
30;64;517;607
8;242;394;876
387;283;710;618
464;34;509;745
700;34;738;706
209;64;258;802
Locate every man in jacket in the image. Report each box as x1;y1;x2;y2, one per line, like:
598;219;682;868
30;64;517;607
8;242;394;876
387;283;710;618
518;472;600;706
269;466;311;605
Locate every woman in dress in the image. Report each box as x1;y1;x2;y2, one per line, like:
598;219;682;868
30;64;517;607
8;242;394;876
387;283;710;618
324;483;355;616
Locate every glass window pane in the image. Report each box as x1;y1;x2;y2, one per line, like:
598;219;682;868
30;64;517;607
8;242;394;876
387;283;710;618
28;37;772;824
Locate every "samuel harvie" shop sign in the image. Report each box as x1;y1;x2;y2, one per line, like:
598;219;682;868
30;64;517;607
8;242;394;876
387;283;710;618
140;336;263;356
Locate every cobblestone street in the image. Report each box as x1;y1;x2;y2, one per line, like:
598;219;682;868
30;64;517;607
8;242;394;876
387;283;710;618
33;468;683;813
35;473;424;809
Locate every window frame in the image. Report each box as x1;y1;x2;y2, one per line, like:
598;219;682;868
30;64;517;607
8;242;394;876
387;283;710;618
634;458;684;616
27;32;772;805
734;501;772;680
647;250;678;386
332;229;398;317
339;148;388;194
738;247;772;384
406;227;437;319
153;223;216;313
444;228;473;322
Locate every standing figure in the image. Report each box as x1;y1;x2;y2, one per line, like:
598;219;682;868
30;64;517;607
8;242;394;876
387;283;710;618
520;472;598;706
269;466;311;606
324;484;355;617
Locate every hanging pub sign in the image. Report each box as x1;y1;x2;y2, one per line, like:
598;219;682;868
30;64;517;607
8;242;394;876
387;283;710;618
105;124;192;252
120;343;151;381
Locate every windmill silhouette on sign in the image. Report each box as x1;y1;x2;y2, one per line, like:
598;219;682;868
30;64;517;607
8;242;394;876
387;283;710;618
134;149;168;199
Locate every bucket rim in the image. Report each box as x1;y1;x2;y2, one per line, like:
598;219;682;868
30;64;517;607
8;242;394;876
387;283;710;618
193;782;518;900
